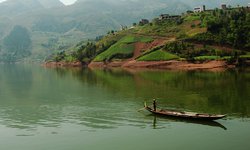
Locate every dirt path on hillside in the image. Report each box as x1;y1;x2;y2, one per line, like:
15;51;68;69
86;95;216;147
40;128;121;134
120;39;169;67
91;38;170;68
132;39;167;59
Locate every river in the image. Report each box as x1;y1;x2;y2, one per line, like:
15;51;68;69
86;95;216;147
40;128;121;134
0;64;250;150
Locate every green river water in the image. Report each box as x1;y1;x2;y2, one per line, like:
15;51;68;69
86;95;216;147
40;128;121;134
0;64;250;150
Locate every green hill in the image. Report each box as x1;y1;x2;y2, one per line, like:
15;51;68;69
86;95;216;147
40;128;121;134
48;6;250;66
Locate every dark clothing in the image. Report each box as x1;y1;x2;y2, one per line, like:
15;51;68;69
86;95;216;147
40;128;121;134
153;100;157;111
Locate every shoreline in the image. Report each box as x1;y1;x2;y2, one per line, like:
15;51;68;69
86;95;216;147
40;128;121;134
42;61;83;68
44;60;236;71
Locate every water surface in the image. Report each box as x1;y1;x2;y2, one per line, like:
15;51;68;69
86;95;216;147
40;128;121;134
0;64;250;150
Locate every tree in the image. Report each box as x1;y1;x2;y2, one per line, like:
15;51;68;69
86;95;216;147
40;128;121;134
3;25;32;61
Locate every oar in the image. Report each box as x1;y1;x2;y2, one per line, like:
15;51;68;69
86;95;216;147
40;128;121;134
137;101;148;112
137;107;145;112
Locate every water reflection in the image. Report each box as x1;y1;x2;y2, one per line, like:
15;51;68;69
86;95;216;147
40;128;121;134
0;64;250;131
151;115;227;130
70;68;250;117
1;64;33;98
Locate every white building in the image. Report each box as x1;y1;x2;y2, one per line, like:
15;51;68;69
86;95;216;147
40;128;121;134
194;5;206;13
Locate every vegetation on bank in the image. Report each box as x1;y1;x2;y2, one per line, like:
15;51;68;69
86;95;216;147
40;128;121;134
48;7;250;65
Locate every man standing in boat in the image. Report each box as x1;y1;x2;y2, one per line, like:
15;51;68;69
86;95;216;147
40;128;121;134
153;99;157;111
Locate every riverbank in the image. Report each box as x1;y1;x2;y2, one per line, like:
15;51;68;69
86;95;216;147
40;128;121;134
43;60;236;71
88;60;235;71
125;60;232;71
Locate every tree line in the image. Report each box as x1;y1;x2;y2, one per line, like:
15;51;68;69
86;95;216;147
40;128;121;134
190;8;250;50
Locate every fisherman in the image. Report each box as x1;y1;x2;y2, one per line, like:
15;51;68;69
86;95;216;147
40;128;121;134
153;99;157;111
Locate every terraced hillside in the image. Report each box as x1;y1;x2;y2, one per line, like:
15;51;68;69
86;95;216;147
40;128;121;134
47;6;250;69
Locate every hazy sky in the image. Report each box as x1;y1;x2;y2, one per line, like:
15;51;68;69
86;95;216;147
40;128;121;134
60;0;77;5
0;0;78;5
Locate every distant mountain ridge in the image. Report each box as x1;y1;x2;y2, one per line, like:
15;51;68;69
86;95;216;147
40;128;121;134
0;0;64;16
0;0;43;16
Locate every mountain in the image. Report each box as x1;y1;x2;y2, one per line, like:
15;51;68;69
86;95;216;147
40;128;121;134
0;0;249;62
0;0;191;35
0;0;64;17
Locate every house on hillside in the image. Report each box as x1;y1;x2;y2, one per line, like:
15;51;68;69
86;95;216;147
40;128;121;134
159;14;170;20
120;24;127;30
247;3;250;10
139;19;149;25
221;4;227;10
169;15;181;19
194;5;206;13
158;14;181;21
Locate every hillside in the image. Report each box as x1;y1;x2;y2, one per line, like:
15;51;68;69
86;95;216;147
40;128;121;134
0;0;192;63
46;6;250;69
1;0;249;63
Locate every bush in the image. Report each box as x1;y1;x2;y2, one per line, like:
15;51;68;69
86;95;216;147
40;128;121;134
191;24;196;28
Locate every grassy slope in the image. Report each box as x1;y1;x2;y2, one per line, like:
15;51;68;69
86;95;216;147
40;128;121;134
93;35;153;62
240;52;250;59
137;50;179;61
93;15;206;62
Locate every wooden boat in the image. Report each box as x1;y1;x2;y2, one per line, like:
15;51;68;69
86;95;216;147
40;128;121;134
150;114;227;130
144;102;226;121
